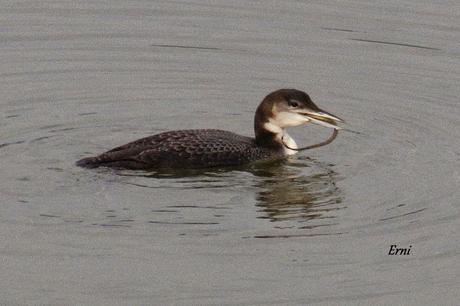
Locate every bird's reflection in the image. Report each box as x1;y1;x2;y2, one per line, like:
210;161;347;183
244;158;343;227
116;156;344;230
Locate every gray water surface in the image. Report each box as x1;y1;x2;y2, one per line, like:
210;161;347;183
1;1;460;305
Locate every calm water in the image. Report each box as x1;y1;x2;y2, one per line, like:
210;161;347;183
1;1;460;305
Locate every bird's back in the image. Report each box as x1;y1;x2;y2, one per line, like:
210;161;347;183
76;129;283;169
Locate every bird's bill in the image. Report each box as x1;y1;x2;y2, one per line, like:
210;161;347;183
299;109;344;129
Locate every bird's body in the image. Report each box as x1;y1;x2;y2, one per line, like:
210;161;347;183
76;89;343;170
77;129;284;169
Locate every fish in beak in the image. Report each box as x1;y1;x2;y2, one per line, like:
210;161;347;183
299;108;344;129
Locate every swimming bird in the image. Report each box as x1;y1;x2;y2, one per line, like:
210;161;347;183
76;89;343;169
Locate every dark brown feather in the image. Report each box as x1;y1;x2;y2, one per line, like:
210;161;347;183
76;129;284;169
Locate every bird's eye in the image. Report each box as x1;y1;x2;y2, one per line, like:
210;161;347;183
288;100;299;108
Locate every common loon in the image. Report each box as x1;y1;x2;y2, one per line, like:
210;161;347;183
76;89;343;169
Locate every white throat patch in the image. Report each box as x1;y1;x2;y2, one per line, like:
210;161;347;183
263;120;299;155
272;111;310;128
281;131;298;155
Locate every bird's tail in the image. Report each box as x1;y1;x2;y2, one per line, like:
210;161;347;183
75;156;102;168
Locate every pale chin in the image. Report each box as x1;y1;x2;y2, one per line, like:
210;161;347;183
273;112;310;128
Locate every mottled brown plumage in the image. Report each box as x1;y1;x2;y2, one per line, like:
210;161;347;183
76;129;284;169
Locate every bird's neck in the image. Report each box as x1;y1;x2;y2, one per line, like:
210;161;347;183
254;111;298;155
